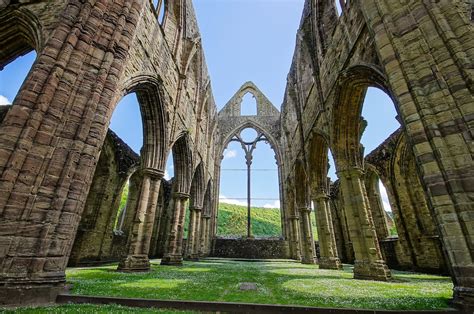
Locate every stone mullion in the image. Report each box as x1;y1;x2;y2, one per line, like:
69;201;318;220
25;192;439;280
338;167;391;281
362;0;473;304
161;193;189;266
298;207;317;265
313;194;342;270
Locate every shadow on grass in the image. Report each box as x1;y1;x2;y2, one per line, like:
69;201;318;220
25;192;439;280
66;259;453;310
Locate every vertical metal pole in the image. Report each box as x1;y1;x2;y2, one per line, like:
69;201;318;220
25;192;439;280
247;156;251;238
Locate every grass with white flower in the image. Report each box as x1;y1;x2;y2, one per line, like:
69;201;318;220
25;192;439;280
4;304;193;313
63;259;452;310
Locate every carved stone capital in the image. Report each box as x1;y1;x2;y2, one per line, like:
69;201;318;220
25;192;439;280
190;206;203;212
142;168;164;179
337;166;364;178
173;192;190;200
297;207;312;213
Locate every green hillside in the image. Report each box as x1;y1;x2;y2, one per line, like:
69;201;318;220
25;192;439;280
216;203;318;240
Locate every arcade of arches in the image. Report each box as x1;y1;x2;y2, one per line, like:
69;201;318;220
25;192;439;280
0;0;472;311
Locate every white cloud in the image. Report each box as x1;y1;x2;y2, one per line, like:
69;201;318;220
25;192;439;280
164;170;171;180
378;181;392;212
263;200;280;209
0;95;11;106
223;149;237;160
219;195;247;206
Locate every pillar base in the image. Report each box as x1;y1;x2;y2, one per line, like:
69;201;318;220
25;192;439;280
319;257;343;270
452;286;474;312
186;254;200;261
161;254;183;266
0;280;64;306
301;257;317;265
353;259;391;281
117;254;151;272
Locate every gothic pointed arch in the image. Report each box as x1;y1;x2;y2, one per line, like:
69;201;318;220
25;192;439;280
0;7;42;68
169;132;193;195
190;162;206;208
331;64;392;170
121;75;168;172
219;120;282;165
295;159;310;208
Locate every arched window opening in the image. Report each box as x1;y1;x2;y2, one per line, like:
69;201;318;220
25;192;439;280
378;179;398;236
240;92;258;116
109;93;143;232
240;127;258;142
218;128;281;238
328;149;337;182
310;201;319;240
114;179;130;232
0;50;37;109
335;0;343;16
110;93;144;155
361;87;400;157
164;151;174;180
153;0;167;25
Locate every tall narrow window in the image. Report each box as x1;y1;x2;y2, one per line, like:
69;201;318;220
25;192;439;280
153;0;166;25
240;92;258;116
0;51;37;108
361;87;400;156
378;179;397;236
335;0;343;16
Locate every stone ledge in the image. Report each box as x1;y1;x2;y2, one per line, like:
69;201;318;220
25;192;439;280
56;294;460;314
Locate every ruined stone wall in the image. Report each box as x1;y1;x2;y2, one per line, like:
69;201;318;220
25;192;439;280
211;238;290;260
0;0;219;304
68;130;139;266
280;0;473;307
212;82;285;242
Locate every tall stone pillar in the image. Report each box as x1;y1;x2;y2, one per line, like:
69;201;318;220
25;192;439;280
117;169;163;272
365;179;390;240
313;193;342;270
297;207;317;265
289;215;302;260
186;206;202;260
199;215;211;256
338;167;391;281
161;193;189;266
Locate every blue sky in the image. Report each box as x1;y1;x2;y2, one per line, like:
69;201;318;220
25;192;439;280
0;0;399;211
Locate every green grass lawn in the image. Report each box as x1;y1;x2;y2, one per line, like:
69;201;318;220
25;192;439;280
63;259;452;310
5;304;193;314
216;203;318;240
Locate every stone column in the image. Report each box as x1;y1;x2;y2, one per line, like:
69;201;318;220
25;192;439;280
338;167;391;281
365;180;390;240
289;215;302;260
199;214;211;256
297;207;317;265
313;193;342;270
117;169;163;272
161;192;189;266
186;206;202;260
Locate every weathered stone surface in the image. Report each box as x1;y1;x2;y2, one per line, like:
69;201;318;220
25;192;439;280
212;238;290;260
0;0;472;310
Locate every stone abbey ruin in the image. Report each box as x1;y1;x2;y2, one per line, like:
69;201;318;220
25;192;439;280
0;0;473;311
